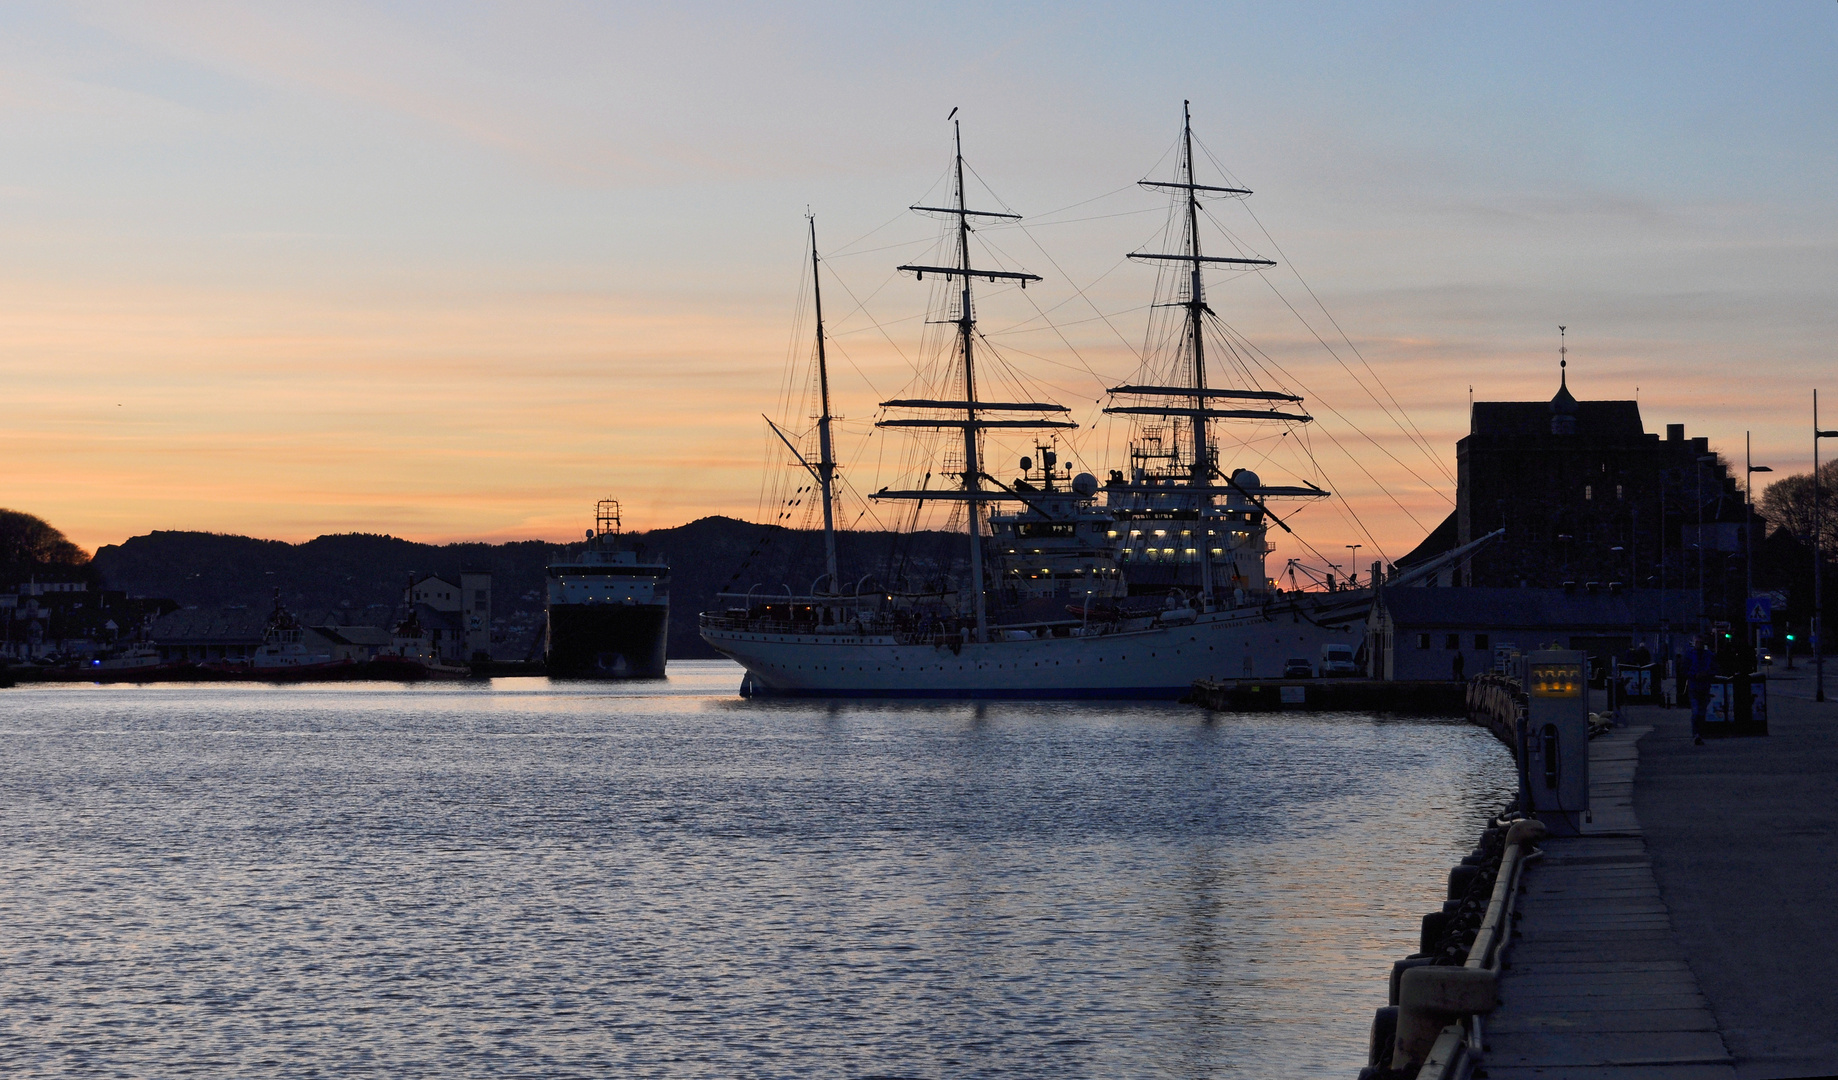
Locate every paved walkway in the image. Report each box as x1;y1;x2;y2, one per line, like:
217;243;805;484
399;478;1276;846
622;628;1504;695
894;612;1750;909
1633;673;1838;1079
1484;724;1735;1079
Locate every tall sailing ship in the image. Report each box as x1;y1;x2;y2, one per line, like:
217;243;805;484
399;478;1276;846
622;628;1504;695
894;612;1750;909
699;108;1484;697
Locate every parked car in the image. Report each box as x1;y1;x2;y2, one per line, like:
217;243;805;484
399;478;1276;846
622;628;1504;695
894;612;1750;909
1282;657;1313;679
1319;643;1357;677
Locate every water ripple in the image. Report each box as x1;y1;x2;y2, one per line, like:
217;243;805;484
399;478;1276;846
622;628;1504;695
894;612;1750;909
0;661;1514;1078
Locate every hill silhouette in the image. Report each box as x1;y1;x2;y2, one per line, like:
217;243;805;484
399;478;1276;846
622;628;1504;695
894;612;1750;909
92;518;967;660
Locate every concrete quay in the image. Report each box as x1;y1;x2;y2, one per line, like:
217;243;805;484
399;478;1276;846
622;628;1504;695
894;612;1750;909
1482;675;1838;1079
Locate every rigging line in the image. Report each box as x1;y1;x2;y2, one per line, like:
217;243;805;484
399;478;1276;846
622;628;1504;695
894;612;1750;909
1212;312;1451;507
1293;419;1407;556
1012;222;1144;358
1283;455;1388;570
824;268;916;372
958;158;1022;218
829;312;925;337
982;302;1154;339
827;198;929;260
1190;200;1274;265
999;182;1137;225
980;206;1165;231
988;289;1110;392
825;236;940;261
1188;132;1253;197
820;268;911;341
964;237;1131;330
1276;513;1342;572
832;472;896;533
1228;199;1455;485
820;337;886;400
980;336;1121;383
1209;312;1454;506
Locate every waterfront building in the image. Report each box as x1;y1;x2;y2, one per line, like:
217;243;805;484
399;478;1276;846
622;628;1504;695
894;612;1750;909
311;623;396;662
1367;586;1699;681
148;606;270;664
2;579;174;661
403;572;492;662
1401;370;1751;614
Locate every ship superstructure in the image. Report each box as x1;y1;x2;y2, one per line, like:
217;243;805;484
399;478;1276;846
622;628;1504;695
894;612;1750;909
545;500;669;678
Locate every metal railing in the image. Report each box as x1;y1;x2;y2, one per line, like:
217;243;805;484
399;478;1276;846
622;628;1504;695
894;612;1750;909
1412;821;1544;1079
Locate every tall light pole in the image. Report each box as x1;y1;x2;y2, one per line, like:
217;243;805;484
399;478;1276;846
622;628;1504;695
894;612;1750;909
1746;432;1772;663
1816;390;1837;703
1346;544;1362;588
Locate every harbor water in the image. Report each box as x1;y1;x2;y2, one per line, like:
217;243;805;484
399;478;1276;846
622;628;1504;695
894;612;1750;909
0;660;1514;1077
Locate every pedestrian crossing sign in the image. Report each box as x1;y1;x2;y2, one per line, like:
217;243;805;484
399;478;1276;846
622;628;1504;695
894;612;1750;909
1746;596;1772;624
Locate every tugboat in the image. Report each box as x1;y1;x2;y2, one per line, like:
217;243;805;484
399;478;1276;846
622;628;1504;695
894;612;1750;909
544;500;669;678
249;592;350;675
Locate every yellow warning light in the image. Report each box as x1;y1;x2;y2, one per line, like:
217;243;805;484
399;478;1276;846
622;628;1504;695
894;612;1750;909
1530;663;1582;698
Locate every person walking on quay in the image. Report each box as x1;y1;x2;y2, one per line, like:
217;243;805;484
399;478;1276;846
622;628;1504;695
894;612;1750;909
1684;635;1717;745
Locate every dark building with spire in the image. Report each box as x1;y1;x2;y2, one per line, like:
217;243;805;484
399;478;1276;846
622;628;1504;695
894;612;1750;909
1415;359;1750;617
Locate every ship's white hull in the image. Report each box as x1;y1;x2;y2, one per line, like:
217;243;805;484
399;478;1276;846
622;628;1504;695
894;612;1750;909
701;598;1368;698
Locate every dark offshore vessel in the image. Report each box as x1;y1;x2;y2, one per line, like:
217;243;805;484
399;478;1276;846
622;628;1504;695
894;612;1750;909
544;500;669;678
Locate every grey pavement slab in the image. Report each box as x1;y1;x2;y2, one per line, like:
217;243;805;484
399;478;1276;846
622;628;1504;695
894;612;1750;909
1485;1065;1741;1080
1485;1030;1732;1066
1489;1009;1730;1035
1630;679;1838;1080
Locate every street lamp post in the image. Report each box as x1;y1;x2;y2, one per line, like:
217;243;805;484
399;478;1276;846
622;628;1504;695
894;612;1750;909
1346;544;1362;588
1746;431;1772;660
1816;389;1838;703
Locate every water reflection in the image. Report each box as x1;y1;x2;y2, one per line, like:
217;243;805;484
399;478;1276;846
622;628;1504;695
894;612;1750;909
0;660;1513;1077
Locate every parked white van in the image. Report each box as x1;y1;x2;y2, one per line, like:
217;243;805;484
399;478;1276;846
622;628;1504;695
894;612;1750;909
1320;643;1357;677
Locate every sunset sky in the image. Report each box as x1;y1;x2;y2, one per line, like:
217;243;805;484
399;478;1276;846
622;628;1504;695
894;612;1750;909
3;2;1834;575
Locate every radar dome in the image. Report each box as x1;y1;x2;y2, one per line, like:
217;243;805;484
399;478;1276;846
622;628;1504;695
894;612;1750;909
1230;469;1261;490
1071;472;1099;496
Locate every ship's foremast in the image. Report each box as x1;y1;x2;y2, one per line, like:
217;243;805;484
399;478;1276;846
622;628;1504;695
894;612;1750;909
810;218;841;594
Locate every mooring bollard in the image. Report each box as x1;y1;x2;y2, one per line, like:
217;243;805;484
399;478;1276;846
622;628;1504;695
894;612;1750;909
1392;966;1498;1070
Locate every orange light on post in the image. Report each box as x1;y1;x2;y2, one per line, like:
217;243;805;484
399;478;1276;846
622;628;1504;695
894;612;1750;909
1531;663;1582;697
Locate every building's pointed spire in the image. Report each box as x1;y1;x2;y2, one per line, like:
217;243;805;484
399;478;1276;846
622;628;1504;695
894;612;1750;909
1550;325;1578;433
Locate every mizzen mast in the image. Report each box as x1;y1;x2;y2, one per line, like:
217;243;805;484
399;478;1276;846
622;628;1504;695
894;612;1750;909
874;116;1073;642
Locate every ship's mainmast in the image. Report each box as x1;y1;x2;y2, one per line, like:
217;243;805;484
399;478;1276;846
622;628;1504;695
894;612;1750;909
1104;102;1319;609
873;119;1075;642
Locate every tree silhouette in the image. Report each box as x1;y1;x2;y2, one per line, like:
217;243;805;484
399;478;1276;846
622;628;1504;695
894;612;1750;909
0;509;89;577
1760;463;1838;553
